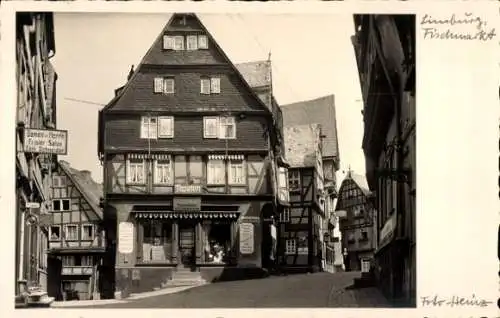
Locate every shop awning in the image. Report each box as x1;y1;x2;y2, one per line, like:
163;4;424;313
134;211;240;219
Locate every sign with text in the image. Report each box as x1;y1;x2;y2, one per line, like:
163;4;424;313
239;223;254;254
26;202;40;209
118;222;134;254
173;197;201;211
175;184;202;194
379;212;397;247
23;128;68;155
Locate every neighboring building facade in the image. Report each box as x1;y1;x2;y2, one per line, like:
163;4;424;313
336;171;376;272
352;14;416;305
281;95;340;271
15;12;58;295
46;161;105;301
278;124;325;272
98;13;286;297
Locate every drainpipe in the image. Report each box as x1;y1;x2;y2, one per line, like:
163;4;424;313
18;209;26;282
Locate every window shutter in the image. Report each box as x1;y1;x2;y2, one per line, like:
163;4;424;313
198;35;208;49
200;78;210;94
210;77;221;94
187;35;198;50
154;77;163;93
164;78;174;94
163;35;175;50
158;116;174;138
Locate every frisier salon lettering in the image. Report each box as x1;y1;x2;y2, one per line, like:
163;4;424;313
173;197;201;211
23;128;67;155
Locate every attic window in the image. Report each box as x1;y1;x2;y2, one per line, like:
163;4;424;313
200;77;220;94
163;34;208;51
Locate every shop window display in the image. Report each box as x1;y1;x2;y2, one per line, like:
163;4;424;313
202;221;232;264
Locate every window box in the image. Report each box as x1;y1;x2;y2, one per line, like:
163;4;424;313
288;170;301;192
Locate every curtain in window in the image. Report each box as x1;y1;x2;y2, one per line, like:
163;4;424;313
207;160;225;184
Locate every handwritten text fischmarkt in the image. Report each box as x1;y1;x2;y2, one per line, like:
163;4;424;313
421;13;497;42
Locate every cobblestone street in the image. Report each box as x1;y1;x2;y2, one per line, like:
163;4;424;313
75;272;392;308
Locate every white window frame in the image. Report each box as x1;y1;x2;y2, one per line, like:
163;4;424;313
173;35;184;50
154;158;173;185
285;239;297;255
154;77;164;93
207;159;225;185
228;159;246;185
219;116;236;139
64;224;79;241
49;225;61;241
289;170;301;191
203;116;219;139
198;35;208;49
81;224;94;241
200;78;211;95
126;158;146;185
140;116;158;139
163;35;175;50
279;208;290;223
210;77;221;94
52;175;65;188
163;77;175;94
158;116;174;138
186;35;198;50
52;199;71;212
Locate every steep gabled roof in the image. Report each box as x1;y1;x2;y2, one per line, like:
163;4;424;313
103;13;272;115
349;172;371;196
284;123;322;168
281;95;339;160
59;161;103;220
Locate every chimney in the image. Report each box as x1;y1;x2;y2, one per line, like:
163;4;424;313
127;65;134;81
80;170;92;180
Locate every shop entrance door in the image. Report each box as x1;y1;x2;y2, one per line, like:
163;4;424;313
178;222;195;267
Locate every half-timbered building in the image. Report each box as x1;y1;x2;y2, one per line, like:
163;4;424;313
281;95;340;271
15;12;58;300
97;13;286;297
335;171;376;272
278;124;325;273
46;161;105;301
352;14;416;305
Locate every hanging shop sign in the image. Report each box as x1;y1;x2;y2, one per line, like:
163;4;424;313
379;212;397;248
173;197;201;212
26;202;40;209
23;128;68;155
239;223;254;255
118;222;134;254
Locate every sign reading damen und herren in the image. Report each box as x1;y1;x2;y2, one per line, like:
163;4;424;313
23;128;68;155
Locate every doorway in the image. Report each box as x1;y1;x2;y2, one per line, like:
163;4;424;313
178;222;195;267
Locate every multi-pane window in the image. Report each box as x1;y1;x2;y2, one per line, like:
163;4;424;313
203;116;219;138
65;225;78;240
52;199;70;211
279;208;290;223
154;159;173;185
158;116;174;138
228;159;245;185
81;255;93;266
289;170;301;191
62;255;75;266
140;116;158;139
207;159;225;184
285;239;297;254
49;226;60;241
81;225;94;240
154;77;175;94
52;175;66;188
219;116;236;139
163;34;208;50
186;35;198;50
200;77;221;94
127;158;145;184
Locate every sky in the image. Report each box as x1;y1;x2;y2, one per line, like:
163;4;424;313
52;13;365;186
